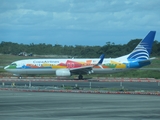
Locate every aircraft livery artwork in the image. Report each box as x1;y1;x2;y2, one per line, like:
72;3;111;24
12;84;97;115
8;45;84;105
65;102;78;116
6;59;127;70
4;31;156;79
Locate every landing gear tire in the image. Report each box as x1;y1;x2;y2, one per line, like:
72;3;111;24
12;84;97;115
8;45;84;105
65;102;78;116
78;74;83;80
18;76;22;79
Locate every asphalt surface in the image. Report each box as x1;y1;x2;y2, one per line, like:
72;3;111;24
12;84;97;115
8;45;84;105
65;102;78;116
1;81;160;91
0;90;160;120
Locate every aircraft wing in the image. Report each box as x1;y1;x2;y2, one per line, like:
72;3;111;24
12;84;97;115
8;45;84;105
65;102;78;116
69;54;105;75
70;66;93;74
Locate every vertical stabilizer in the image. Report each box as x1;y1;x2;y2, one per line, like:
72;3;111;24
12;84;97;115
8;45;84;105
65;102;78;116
127;31;156;60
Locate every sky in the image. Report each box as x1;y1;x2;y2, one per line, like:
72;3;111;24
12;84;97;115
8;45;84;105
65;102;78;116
0;0;160;46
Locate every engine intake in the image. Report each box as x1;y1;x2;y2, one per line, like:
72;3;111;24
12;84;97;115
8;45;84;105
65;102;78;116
56;69;71;77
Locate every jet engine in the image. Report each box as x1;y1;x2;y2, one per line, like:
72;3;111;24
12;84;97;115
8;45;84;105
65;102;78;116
56;69;71;77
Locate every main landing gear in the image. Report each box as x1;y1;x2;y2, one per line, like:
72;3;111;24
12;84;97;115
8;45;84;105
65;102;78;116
78;74;83;80
18;76;22;79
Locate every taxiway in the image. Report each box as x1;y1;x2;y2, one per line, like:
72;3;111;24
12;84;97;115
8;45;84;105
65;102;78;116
0;90;160;120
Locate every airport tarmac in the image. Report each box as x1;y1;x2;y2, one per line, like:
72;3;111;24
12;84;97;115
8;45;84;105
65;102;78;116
1;81;160;91
0;90;160;120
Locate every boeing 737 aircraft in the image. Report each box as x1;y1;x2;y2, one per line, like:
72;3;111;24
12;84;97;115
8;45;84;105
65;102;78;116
4;31;156;79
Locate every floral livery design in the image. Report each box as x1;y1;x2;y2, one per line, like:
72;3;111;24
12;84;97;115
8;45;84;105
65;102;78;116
7;60;127;69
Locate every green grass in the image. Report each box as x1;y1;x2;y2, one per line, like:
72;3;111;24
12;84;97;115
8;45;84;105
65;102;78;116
0;54;43;66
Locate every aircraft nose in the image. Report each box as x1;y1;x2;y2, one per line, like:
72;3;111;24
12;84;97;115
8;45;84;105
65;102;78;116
4;65;9;70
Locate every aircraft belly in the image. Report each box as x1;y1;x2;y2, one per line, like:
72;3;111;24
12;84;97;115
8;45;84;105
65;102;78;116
25;69;56;74
7;68;56;75
93;68;131;74
7;68;137;75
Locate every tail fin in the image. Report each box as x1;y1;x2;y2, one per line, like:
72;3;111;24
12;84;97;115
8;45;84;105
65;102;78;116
127;31;156;60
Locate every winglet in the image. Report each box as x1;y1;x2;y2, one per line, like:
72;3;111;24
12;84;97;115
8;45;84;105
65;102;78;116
98;54;105;64
96;54;105;69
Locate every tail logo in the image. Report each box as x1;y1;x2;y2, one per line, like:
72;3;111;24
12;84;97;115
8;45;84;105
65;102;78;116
127;31;156;60
128;43;149;60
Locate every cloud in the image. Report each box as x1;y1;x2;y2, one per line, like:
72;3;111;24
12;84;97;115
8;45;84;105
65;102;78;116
0;0;160;46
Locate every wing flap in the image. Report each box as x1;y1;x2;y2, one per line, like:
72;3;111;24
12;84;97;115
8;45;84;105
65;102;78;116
70;66;93;74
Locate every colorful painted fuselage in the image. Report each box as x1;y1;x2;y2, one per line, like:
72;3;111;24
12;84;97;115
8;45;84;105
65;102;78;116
4;58;150;75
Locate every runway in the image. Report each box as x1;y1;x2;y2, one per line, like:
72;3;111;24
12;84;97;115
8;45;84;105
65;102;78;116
0;90;160;120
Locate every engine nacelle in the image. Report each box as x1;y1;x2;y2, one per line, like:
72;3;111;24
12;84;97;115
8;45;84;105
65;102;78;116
13;74;20;76
56;69;71;77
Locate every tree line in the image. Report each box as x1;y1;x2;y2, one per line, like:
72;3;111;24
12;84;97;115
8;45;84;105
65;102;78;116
0;39;160;58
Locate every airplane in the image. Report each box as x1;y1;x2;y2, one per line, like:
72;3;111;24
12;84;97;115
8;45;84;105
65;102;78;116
4;31;156;79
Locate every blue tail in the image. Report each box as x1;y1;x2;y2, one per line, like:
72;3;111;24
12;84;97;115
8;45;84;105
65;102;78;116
127;31;156;60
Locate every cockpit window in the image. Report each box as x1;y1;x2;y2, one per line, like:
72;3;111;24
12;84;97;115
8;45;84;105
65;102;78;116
11;63;17;66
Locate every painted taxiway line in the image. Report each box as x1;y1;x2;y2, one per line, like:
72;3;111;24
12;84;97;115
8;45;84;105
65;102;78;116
0;88;160;96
